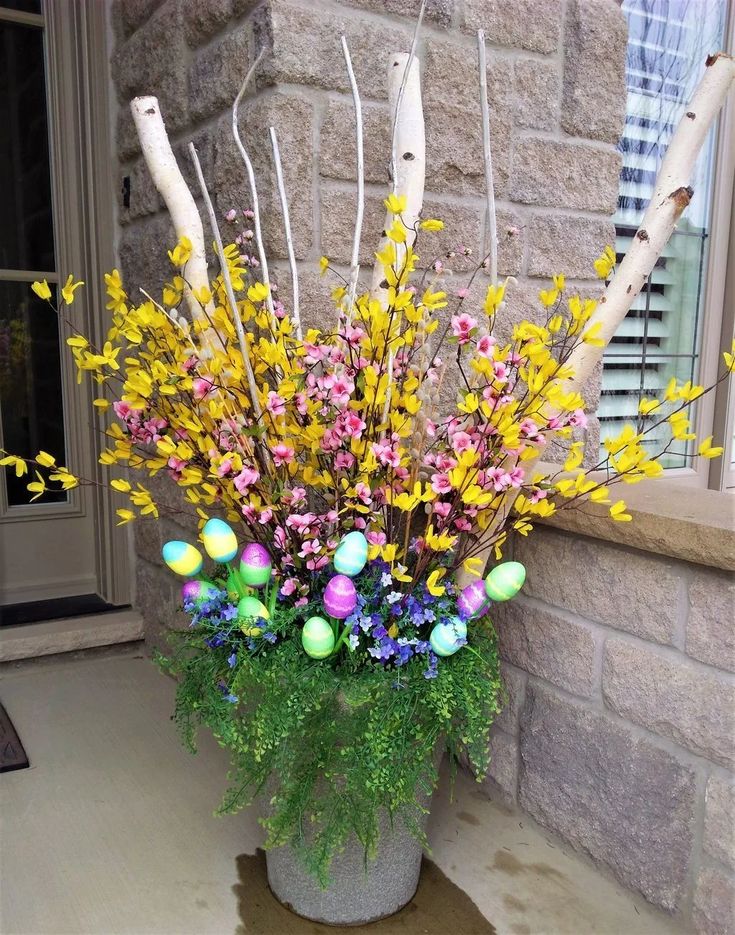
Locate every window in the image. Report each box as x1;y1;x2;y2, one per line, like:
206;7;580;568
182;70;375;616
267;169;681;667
600;0;732;483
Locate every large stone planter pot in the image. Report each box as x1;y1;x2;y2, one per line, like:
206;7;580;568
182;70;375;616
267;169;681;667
265;805;429;925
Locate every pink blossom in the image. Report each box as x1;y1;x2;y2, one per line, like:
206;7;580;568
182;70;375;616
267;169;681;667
295;392;308;415
167;456;186;480
454;517;473;532
306;555;329;571
271;443;294;467
233;467;260;493
451;313;478;345
295;596;308;608
342;412;366;438
193;377;215;400
492;361;509;383
433;501;451;519
335;451;355;471
366;530;386;546
274;526;287;550
266;391;286;417
354;482;372;504
216;458;234;477
431;473;452;495
372;442;401;468
568;408;588;428
435;453;457;472
343;325;365;346
476;334;496;357
451;432;473;455
113;400;131;420
530;489;547;504
299;539;321;559
224;208;237;222
258;508;273;524
280;577;298;597
286;487;306;505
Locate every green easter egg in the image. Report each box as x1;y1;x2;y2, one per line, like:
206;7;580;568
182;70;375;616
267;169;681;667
238;595;269;636
301;616;335;660
484;561;526;602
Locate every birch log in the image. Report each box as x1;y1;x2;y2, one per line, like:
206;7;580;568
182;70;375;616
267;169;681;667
130;97;215;322
456;51;735;589
370;53;426;303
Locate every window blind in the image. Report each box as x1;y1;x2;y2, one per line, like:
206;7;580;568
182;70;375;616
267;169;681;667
600;0;726;466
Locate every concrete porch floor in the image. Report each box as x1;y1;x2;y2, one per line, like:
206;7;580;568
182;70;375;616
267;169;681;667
0;649;688;935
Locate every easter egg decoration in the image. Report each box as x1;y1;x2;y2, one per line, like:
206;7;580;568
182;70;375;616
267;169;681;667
333;531;368;577
484;561;526;603
181;579;219;607
457;580;488;619
201;518;238;563
237;595;270;636
429;617;468;657
322;575;358;620
162;540;203;577
301;616;336;659
239;542;272;588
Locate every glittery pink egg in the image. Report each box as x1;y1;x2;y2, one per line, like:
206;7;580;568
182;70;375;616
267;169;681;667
239;542;272;588
322;574;357;620
457;580;488;619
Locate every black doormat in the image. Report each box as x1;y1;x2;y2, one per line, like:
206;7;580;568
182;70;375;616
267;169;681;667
0;593;118;628
0;703;29;772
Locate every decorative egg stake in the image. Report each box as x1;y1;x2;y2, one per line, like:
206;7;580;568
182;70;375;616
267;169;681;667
323;575;357;619
201;518;238;563
237;595;270;636
181;579;219;606
457;580;488;619
333;531;368;577
302;616;335;659
240;542;272;588
484;561;526;602
162;540;203;577
429;617;467;657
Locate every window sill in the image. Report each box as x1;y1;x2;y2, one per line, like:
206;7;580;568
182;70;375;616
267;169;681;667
0;609;144;663
537;466;734;571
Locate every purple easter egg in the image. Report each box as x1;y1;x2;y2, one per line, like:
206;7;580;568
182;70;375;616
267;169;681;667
181;579;217;606
240;542;272;588
322;574;357;620
457;580;488;619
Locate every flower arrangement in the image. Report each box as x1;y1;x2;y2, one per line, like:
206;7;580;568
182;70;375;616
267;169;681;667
2;25;733;893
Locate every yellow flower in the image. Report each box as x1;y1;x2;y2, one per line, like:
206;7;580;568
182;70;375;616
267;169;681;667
563;442;584;472
723;339;735;372
610;500;632;522
61;274;85;305
553;274;565;291
462;557;485;577
594;245;616;279
116;508;136;525
582;322;605;346
421;288;447;311
638;397;661;416
484;283;505;316
49;469;78;490
110;479;132;493
420;218;444;231
31;279;52;301
426;568;446;597
36;451;56;468
319;256;329;276
247;282;270;303
539;288;559;308
0;454;27;477
168;236;192;267
384;193;407;215
27;471;47;502
698;437;724;459
386;219;407;243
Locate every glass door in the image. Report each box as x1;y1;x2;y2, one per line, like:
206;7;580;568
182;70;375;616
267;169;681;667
0;1;124;618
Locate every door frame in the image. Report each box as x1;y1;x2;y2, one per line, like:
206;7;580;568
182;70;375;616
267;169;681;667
0;1;130;606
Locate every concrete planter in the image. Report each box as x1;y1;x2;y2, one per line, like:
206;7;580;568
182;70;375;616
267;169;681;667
265;805;429;925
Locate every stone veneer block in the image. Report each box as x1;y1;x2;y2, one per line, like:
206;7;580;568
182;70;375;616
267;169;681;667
514;528;683;645
184;0;233;48
563;0;627;144
703;775;735;872
519;684;697;910
255;1;411;100
119;212;175;297
111;0;189;132
462;0;562;53
510;137;621;213
188;24;251;122
527;214;617;280
513;58;561;131
484;727;519;800
338;0;455;26
494;661;527;735
320;99;391;186
693;865;735;935
603;639;735;768
113;0;163;39
687;567;735;674
494;598;596;697
422;36;511;112
319;189;384;267
215;92;315;258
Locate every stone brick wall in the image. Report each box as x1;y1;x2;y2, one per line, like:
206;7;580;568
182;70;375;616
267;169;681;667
487;526;735;932
107;1;733;932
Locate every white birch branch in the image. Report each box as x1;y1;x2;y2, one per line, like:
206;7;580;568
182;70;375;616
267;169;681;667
231;51;278;334
189;142;262;422
130;96;214;323
477;30;498;285
268;126;302;340
457;51;735;588
565;51;735;392
341;35;365;327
